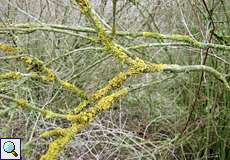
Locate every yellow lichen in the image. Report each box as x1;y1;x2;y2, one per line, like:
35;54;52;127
93;85;112;100
0;72;22;80
21;56;58;82
100;33;112;48
75;0;91;13
38;1;166;159
75;0;135;67
0;43;20;54
21;56;44;72
60;80;75;90
16;99;28;108
42;69;56;81
41;88;128;159
74;100;91;113
44;111;58;119
109;72;127;87
92;72;127;100
24;56;33;65
142;32;164;39
30;72;39;78
40;134;72;160
59;80;86;98
40;123;84;160
112;46;132;64
66;107;98;123
97;97;113;110
73;72;127;113
40;127;67;138
147;63;166;72
97;88;128;110
128;57;147;75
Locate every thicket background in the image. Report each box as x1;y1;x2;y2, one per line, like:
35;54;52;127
0;0;230;159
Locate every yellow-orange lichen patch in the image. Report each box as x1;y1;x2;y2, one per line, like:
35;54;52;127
75;0;91;13
40;123;84;160
93;85;112;100
59;80;86;98
40;127;67;138
147;63;166;72
127;57;147;75
109;72;127;88
42;69;56;81
97;88;128;110
74;100;91;114
92;72;127;100
16;99;28;108
0;43;20;54
0;72;22;80
66;107;98;124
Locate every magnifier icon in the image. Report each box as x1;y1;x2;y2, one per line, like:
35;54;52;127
3;141;18;157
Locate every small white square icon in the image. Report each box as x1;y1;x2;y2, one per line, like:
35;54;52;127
0;138;21;160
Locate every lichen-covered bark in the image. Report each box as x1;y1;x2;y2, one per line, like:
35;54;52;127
36;1;230;159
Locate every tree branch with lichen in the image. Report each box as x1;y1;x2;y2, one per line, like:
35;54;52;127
39;88;128;160
73;0;229;90
1;2;230;159
2;24;230;51
36;1;230;159
0;43;88;99
0;94;67;119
